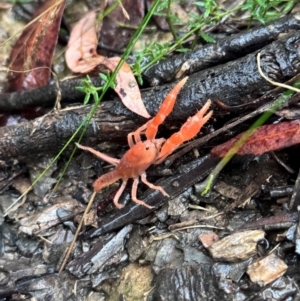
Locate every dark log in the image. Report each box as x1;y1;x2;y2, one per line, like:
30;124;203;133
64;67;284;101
143;13;300;85
0;77;103;112
0;102;136;161
0;31;300;161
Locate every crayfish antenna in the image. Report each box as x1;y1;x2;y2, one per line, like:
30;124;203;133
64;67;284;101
76;143;120;166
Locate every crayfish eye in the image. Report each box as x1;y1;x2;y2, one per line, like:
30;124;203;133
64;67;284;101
145;146;150;150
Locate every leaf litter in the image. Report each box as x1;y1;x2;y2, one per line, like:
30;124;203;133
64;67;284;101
0;2;300;301
66;10;150;118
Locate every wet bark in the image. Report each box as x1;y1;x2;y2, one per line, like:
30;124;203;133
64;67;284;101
0;31;300;161
143;13;300;85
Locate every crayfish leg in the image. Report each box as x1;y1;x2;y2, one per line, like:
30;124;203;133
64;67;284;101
113;180;128;209
131;178;154;209
145;76;189;140
155;99;213;164
141;172;169;197
127;123;148;147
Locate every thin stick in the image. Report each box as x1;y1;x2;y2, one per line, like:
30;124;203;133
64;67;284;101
58;191;97;273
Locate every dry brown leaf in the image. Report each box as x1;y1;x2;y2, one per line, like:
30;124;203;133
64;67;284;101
102;57;150;118
65;11;101;73
65;10;150;118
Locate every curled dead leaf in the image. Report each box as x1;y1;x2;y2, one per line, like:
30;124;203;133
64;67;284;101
65;11;100;73
65;10;150;118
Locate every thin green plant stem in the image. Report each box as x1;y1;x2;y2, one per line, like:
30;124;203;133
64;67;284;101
105;0;161;87
166;0;180;43
199;53;300;195
191;27;201;50
51;93;100;193
5;0;161;215
3;115;88;215
96;0;122;22
140;5;241;73
57;0;163;273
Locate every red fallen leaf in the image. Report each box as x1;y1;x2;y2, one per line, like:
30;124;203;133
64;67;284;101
211;120;300;157
6;0;65;92
65;11;150;119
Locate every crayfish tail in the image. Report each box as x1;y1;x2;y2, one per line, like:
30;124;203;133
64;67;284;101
93;171;121;192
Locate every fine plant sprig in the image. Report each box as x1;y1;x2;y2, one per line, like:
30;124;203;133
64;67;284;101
131;0;239;77
131;0;296;79
241;0;297;24
133;41;171;85
4;0;162;215
76;73;115;105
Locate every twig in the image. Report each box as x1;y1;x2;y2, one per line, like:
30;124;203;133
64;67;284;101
58;191;97;273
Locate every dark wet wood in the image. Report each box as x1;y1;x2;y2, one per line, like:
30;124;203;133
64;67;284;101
0;102;136;161
143;14;300;85
1;31;300;163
